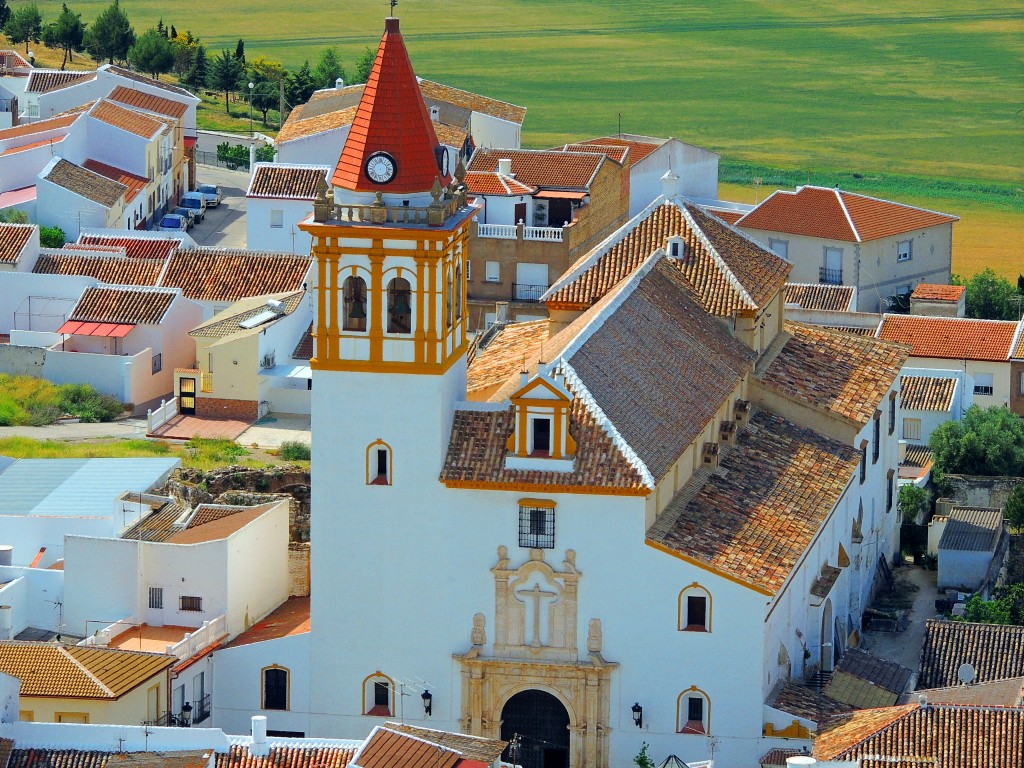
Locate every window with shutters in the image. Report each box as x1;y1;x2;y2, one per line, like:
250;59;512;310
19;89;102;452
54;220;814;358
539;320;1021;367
148;587;163;609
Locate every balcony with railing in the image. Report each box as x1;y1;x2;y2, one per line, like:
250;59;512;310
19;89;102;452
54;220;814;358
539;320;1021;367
193;692;212;723
81;614;228;663
819;267;843;285
512;283;549;302
476;221;564;243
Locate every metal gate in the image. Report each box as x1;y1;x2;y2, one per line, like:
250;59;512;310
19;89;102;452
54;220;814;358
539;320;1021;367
179;377;196;414
501;690;569;768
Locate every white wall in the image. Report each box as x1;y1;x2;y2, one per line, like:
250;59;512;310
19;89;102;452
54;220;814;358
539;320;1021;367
630;140;718;215
247;198;314;255
476;193;532;226
277;128;349;172
908;357;1009;410
468;113;520;150
0;271;93;334
36;176;116;240
0;671;18;724
0;566;65;638
36;79;108;120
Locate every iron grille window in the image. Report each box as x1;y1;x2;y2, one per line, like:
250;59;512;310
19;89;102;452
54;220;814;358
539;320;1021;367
686;595;707;629
688;696;703;723
148;587;163;610
872;415;880;464
179;595;202;612
152;353;162;374
519;504;555;549
374;681;390;707
888;395;896;435
860;444;867;484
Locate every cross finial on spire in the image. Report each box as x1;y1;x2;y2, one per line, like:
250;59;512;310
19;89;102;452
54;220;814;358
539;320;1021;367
389;0;398;15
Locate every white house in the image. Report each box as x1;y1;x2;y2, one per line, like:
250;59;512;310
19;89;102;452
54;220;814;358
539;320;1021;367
935;506;1006;596
246;164;328;254
0;223;37;271
897;369;972;446
36;157;130;239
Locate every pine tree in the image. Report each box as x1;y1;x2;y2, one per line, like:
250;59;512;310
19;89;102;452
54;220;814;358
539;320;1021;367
4;3;43;54
0;0;11;31
184;44;208;89
128;27;174;79
41;3;85;69
286;60;317;106
314;46;346;89
234;38;245;63
354;46;375;84
170;24;176;39
83;0;134;64
209;48;243;114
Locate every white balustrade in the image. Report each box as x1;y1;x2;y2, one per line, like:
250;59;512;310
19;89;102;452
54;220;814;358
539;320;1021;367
147;397;178;432
523;226;564;242
477;223;518;240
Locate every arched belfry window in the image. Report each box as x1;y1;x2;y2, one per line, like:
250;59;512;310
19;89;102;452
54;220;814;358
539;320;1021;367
455;263;463;320
343;276;367;332
676;687;711;734
387;278;412;334
678;583;712;631
445;268;453;329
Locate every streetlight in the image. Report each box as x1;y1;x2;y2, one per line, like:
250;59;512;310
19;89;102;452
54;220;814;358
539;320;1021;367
248;81;255;137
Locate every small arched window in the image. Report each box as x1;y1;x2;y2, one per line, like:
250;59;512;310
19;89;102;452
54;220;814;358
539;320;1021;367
343;276;367;332
678;583;711;632
363;671;394;717
455;262;463;320
676;687;710;734
445;268;453;329
387;277;412;334
262;665;289;710
366;440;392;486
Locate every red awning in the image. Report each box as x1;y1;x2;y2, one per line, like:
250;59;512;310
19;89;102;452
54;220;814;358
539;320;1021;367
184;136;197;147
57;321;135;337
534;190;588;200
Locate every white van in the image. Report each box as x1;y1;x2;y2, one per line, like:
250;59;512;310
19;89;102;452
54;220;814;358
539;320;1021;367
180;192;207;222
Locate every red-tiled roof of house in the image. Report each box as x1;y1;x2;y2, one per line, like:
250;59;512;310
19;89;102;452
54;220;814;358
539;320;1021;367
43;158;127;207
162;249;311;302
276;103;358;143
292;323;313;360
383;724;506;765
25;69;95;93
217;743;356;768
823;648;915;709
104;65;198;100
247;163;329;199
1014;324;1024;360
736;186;958;242
918;619;1024;688
0;223;34;264
1;50;31;69
33;252;166;284
576;134;668;164
69;286;177;325
900;376;957;412
770;681;854;726
757;322;909;427
649;408;860;595
545;199;791;317
469;148;605;190
83;159;148;204
463;171;536;197
0;113;79;141
911;283;965;302
557;142;631;165
431;121;469;149
418;78;526;124
814;703;1024;767
332;18;450;193
758;748;806;768
901;444;933;470
912;676;1024;707
107;85;188;119
785;282;856;312
467;320;548;394
10;749;212;768
876;314;1018;362
704;207;744;225
355;728;462;768
1;136;64;155
225;596;310;648
89;99;167;139
77;234;183;260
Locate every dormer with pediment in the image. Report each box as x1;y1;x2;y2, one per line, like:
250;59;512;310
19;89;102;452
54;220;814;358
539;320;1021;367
504;371;577;472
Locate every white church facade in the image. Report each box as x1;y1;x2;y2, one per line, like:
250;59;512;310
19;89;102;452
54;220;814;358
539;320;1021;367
215;18;911;768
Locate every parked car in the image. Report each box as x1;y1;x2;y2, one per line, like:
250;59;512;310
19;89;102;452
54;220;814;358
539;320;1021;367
158;213;188;232
180;192;207;222
197;183;223;207
172;206;195;229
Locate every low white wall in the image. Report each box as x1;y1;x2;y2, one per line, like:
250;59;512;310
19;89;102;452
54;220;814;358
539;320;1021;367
0;567;64;638
42;347;145;402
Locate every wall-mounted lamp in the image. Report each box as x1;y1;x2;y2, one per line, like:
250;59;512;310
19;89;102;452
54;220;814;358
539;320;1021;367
631;702;642;729
421;689;432;716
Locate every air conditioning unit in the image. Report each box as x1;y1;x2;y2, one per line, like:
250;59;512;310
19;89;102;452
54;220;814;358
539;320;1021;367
260;353;276;369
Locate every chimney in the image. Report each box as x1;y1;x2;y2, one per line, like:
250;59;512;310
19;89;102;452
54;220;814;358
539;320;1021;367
898;440;908;463
0;605;12;641
430;105;440;122
497;158;512;177
335;77;344;90
250;716;269;757
495;301;509;324
660;169;680;198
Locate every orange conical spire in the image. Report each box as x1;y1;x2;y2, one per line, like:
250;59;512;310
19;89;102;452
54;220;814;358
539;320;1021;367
332;18;451;194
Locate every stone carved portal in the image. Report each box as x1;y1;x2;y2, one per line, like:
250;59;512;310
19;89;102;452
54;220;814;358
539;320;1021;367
455;547;616;768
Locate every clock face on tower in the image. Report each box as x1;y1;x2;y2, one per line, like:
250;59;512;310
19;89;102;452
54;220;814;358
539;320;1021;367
365;151;397;185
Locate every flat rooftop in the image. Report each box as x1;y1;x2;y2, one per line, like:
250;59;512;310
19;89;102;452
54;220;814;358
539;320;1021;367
109;624;193;653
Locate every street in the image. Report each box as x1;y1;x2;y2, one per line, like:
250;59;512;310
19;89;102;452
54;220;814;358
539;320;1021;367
187;165;251;250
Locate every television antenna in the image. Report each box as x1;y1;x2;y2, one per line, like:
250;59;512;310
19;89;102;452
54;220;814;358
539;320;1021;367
394;676;435;723
957;662;977;685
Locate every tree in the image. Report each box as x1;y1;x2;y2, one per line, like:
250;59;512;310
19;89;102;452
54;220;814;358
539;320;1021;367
170;31;197;79
0;0;11;31
84;0;134;64
128;27;174;79
314;46;346;89
42;4;86;70
958;584;1024;626
354;46;375;83
1006;482;1024;532
39;226;65;248
234;38;245;63
4;4;43;54
898;484;930;523
286;60;317;106
246;55;285;126
183;43;208;90
208;48;243;114
929;405;1024;478
169;24;176;39
634;743;655;768
0;209;29;224
954;268;1021;321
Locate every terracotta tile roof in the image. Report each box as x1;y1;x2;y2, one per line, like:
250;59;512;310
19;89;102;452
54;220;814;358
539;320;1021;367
9;750;212;768
938;506;1004;552
0;641;174;698
432;122;469;149
823;325;877;336
83;159;148;203
858;758;937;768
33;252;165;285
576;135;666;164
1;50;31;68
546;199;791;317
77;234;183;260
704;207;744;225
69;286;177;325
469;148;604;190
0;223;33;264
107;85;188;119
1;137;64;155
247;164;329;199
383;724;506;764
90;99;166;139
355;727;461;768
25;69;95;93
467;320;548;394
919;620;1024;688
911;283;965;302
105;66;197;100
785;282;856;312
900;376;957;412
824;649;915;708
332;19;449;193
758;748;805;767
914;676;1024;707
757;322;909;427
814;703;1024;767
276;104;358;143
769;681;854;726
292;323;313;360
190;292;305;339
218;744;355;768
0;113;79;141
902;444;933;469
162;249;311;302
120;500;188;542
737;186;958;242
877;314;1018;362
649;409;860;594
167;504;277;544
463;171;536;196
418;78;526;124
558;142;631;164
225;596;310;648
43;159;127;207
1013;326;1024;360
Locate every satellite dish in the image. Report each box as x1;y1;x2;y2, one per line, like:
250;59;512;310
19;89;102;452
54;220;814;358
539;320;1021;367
957;662;976;685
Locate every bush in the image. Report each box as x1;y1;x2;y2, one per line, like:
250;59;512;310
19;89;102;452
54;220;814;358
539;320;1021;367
898;484;930;522
1006;483;1024;532
216;141;250;170
279;440;310;461
0;375;125;425
929;405;1024;477
39;225;65;248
